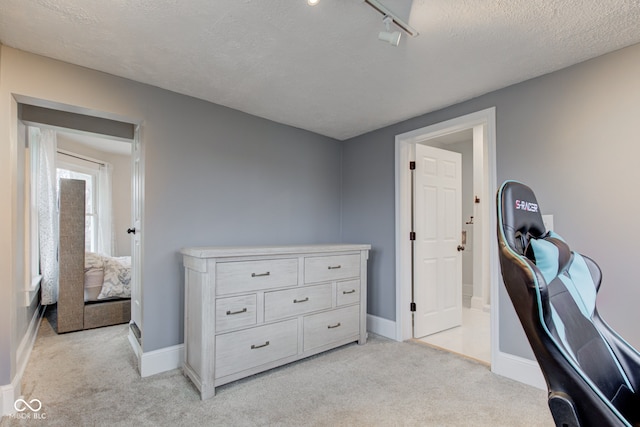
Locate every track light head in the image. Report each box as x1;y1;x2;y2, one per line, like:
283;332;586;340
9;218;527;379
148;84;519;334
378;30;401;46
378;16;401;46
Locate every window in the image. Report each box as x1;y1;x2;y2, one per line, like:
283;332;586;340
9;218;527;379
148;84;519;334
56;151;102;253
56;168;97;252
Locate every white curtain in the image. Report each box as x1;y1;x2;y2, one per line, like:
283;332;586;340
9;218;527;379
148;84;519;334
97;163;114;256
31;127;59;305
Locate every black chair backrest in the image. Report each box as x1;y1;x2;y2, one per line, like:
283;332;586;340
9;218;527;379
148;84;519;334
498;180;546;254
497;180;640;427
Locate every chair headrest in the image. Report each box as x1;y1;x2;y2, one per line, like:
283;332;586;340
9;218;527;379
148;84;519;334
498;181;546;254
525;235;572;283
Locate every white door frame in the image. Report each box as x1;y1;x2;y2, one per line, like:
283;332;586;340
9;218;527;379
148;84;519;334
395;107;498;360
394;107;546;388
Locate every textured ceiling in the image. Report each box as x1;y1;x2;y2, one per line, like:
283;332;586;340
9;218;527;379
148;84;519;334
1;0;640;140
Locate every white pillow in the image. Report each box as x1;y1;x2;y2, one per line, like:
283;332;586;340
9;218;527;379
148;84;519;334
85;252;104;270
97;256;131;300
84;267;104;301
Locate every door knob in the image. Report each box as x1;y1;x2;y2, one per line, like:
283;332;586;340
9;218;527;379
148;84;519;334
457;245;465;252
127;228;136;235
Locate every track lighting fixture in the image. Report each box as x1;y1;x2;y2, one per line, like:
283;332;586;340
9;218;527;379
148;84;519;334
378;16;401;46
362;0;418;46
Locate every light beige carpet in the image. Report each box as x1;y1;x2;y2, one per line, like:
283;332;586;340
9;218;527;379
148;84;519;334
1;314;553;426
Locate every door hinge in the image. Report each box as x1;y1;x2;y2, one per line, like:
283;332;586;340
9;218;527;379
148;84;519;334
409;161;416;170
409;231;416;241
410;302;416;312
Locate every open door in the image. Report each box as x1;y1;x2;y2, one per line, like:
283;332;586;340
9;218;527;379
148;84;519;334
413;144;463;338
129;128;143;345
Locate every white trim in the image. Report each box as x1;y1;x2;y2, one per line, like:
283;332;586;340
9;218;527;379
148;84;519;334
395;138;414;342
1;304;44;416
16;306;44;372
470;296;484;311
127;329;142;362
128;330;184;379
395;109;538;385
0;374;20;416
492;350;546;390
139;344;184;378
22;276;41;306
128;314;393;379
367;314;397;340
395;107;497;342
28;275;42;293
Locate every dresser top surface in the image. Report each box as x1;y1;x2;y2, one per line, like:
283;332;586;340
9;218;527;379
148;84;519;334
181;243;371;259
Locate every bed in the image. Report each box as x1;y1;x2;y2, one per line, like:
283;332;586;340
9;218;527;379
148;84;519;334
56;178;131;333
83;252;132;302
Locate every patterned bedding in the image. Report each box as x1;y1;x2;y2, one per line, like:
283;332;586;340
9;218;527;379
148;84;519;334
84;252;131;302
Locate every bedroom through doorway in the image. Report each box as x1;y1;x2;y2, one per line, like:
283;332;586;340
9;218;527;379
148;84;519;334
20;103;139;336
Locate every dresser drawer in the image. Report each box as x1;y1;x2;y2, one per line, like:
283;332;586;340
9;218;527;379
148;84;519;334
264;284;332;322
337;279;360;306
304;254;360;284
303;305;360;352
216;294;257;332
215;319;298;378
216;258;298;295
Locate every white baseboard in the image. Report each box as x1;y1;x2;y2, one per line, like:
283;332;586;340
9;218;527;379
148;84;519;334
492;350;546;390
127;327;184;378
130;313;394;378
463;283;473;297
121;314;544;394
1;304;44;416
139;344;184;378
127;328;142;377
470;296;484;311
1;373;21;416
367;314;397;340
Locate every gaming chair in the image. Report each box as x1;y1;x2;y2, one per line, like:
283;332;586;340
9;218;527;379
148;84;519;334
497;180;640;427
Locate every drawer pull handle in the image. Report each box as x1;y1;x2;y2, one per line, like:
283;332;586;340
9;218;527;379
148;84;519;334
293;297;309;303
251;341;270;349
343;289;356;295
327;265;342;270
251;271;270;277
226;308;247;316
327;322;341;329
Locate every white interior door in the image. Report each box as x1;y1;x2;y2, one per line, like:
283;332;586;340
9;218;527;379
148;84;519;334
413;144;462;338
130;131;143;335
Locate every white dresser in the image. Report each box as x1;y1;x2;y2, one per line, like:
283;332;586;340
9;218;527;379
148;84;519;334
181;244;370;399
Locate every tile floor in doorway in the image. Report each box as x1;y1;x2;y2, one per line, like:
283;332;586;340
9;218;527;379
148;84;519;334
417;307;491;364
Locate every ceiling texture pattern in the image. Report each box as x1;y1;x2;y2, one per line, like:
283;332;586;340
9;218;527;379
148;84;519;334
1;0;639;140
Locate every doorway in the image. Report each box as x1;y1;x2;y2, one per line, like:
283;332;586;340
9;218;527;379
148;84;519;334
19;102;142;342
395;107;498;367
414;131;488;363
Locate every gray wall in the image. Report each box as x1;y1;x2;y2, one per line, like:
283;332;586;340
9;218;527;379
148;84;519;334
342;42;640;358
0;45;342;373
140;94;342;351
341;135;396;318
